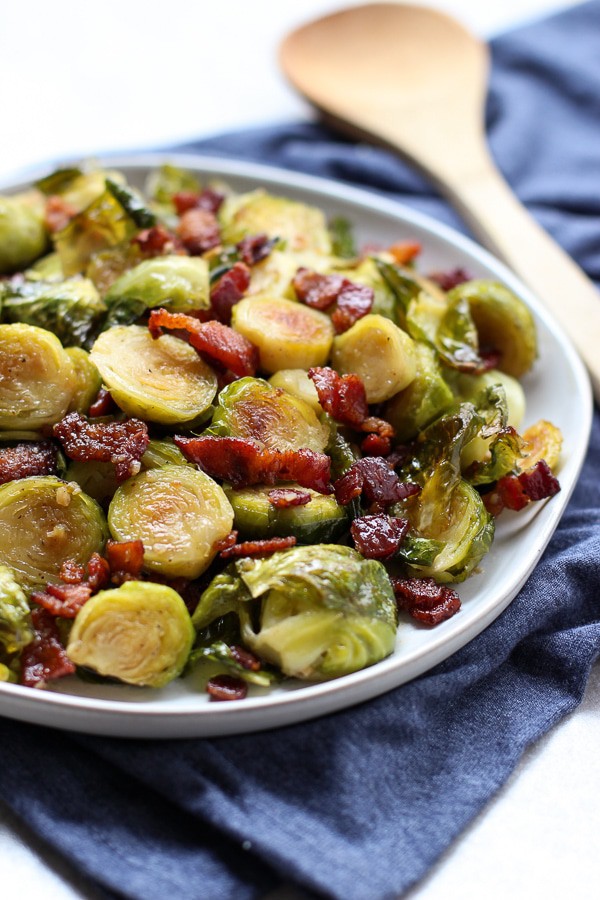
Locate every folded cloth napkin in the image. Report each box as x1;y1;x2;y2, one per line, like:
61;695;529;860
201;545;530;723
1;3;600;898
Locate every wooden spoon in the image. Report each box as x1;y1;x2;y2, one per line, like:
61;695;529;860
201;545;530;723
280;3;600;400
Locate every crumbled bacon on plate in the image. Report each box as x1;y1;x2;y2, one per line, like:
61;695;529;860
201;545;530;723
219;535;297;560
351;514;409;559
391;577;461;626
334;456;420;508
308;366;368;429
175;436;332;494
53;412;149;483
484;459;560;516
20;608;76;687
105;539;145;583
176;208;220;255
268;488;312;508
148;308;258;377
31;582;92;619
173;188;225;216
293;269;374;333
132;224;183;257
210;262;251;324
0;440;58;485
87;387;117;418
207;674;248;701
236;234;277;266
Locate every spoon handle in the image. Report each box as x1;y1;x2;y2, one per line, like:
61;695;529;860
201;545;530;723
443;156;600;400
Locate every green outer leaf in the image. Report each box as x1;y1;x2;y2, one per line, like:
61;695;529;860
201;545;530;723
105;179;157;229
0;564;33;657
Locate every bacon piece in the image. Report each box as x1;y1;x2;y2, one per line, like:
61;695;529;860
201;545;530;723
53;412;149;483
207;674;248;701
0;441;58;485
86;552;111;591
105;539;144;583
334;456;420;507
268;488;312;508
230;644;262;672
293;269;344;310
391;576;461;625
308;366;369;429
176;208;221;255
331;282;374;333
88;387;117;418
484;459;560;516
428;267;471;291
59;559;86;584
45;195;76;233
20;609;76;687
387;240;422;265
173;189;224;216
132;224;183;257
219;535;297;560
32;582;92;619
148;308;258;377
361;433;392;457
351;514;409;559
212;530;239;554
210;262;251;324
174;436;332;494
236;234;277;266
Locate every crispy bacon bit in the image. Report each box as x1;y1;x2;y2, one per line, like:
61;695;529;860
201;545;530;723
213;530;239;554
105;539;145;583
331;282;374;333
361;416;395;439
230;644;262;672
361;433;392;457
45;195;76;233
175;436;331;494
31;582;92;619
351;514;409;559
387;241;422;265
53;412;149;483
484;459;560;516
59;559;86;584
478;347;502;372
210;262;251;324
386;445;412;470
0;440;58;485
268;488;312;508
334;456;420;507
308;367;368;429
20;608;76;688
132;224;182;257
88;387;117;418
148;308;258;377
293;269;373;333
219;535;297;560
86;552;111;591
236;234;277;266
428;267;471;291
173;189;225;216
207;674;248;701
391;576;461;625
176;208;220;255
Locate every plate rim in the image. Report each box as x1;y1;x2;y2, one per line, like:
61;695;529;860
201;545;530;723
0;151;593;738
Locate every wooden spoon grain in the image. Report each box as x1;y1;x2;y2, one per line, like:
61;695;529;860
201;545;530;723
280;3;600;400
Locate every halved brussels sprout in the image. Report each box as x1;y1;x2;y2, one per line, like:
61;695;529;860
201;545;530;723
0;476;107;592
0;194;48;274
66;581;194;688
0;565;33;658
140;438;189;470
90;324;217;426
208;377;329;452
2;276;107;348
248;249;333;299
65;347;103;415
0;324;77;433
104;255;210;327
219;190;332;254
519;420;563;472
108;464;234;579
331;314;417;403
453;369;526;469
65;460;118;506
383;341;454;442
268;368;323;412
54;189;137;277
35;167;120;214
236;545;397;679
224;484;347;543
448;280;537;377
231;295;334;373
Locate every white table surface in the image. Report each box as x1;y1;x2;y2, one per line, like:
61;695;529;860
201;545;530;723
2;1;599;898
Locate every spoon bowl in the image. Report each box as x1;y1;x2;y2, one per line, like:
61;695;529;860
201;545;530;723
280;3;600;400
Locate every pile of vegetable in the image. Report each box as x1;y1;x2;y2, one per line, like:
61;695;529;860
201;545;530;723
0;163;562;699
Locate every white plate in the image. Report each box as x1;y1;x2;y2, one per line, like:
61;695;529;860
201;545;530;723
0;153;592;738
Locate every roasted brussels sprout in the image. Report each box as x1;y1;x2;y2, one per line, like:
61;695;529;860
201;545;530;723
54;188;137;277
25;251;64;282
0;565;33;658
331;313;417;403
90;325;217;426
231;545;397;679
108;464;234;579
448;280;537;377
268;368;323;412
0;324;77;434
0;194;48;274
383;341;454;442
519;419;563;472
0;476;107;592
66;581;194;687
224;484;347;543
2;276;107;348
219;190;332;254
140;438;189;470
104;255;210;327
65;347;103;415
64;460;118;506
208;377;329;452
231;295;334;373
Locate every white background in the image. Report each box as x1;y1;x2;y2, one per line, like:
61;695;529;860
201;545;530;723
1;1;599;898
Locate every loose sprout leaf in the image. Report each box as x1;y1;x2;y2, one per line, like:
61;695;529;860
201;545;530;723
187;640;275;687
35;167;84;196
54;189;138;277
329;216;357;259
105;179;157;229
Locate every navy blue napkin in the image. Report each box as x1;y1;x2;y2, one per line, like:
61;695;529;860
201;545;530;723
1;3;600;899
